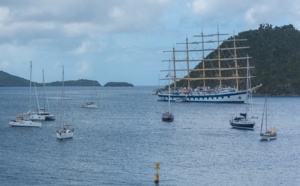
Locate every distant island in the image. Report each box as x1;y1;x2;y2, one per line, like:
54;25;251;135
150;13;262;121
104;82;134;87
0;70;134;87
46;79;101;86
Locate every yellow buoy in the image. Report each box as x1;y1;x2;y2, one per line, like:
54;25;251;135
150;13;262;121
154;162;160;183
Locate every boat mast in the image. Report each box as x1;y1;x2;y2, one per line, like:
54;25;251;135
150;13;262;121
168;59;171;113
172;47;177;89
245;55;249;119
161;28;253;90
217;28;222;87
34;82;40;110
42;69;45;110
59;66;65;127
260;97;266;134
266;97;268;131
185;38;191;88
233;34;239;90
29;61;32;113
201;30;206;88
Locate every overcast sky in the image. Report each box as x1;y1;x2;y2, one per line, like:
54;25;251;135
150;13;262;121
0;0;299;86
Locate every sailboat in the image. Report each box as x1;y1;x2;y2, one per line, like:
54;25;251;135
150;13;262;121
230;56;255;129
9;61;42;127
30;70;55;121
82;82;99;109
162;60;174;122
260;97;277;140
56;66;74;139
158;29;262;103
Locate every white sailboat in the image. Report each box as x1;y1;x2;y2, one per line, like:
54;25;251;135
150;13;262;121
82;82;99;109
30;70;55;121
9;113;42;127
9;61;42;127
162;60;174;122
56;66;74;139
260;96;277;140
230;56;255;129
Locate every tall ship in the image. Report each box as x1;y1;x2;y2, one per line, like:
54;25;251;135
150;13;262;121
157;29;262;103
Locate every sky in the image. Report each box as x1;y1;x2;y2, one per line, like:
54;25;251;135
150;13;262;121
0;0;299;86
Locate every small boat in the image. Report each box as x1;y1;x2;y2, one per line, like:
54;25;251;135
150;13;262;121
162;111;174;122
9;113;41;127
56;66;74;140
230;113;255;129
230;56;255;129
162;60;174;122
82;101;98;109
260;97;277;140
56;125;74;139
82;82;99;109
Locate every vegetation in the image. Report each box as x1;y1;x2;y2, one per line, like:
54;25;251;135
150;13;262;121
104;82;134;87
0;71;31;86
45;79;101;86
0;71;101;87
175;24;300;95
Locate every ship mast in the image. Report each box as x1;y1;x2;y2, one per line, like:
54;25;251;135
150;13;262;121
161;28;254;91
176;37;192;88
172;47;177;88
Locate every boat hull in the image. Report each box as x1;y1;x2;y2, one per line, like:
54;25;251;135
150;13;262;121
9;120;42;127
162;112;174;122
45;115;56;121
260;133;277;140
82;105;98;109
56;132;74;139
30;114;46;121
158;91;247;103
230;120;255;130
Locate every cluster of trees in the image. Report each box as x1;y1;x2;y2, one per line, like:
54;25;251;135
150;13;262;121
104;82;134;87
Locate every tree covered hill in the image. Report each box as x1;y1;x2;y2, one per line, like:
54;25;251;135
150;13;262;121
0;70;101;86
0;70;30;86
240;24;300;95
176;24;300;96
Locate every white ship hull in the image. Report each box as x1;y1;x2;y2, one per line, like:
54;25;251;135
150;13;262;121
82;104;98;109
30;114;46;121
158;91;247;103
56;132;74;139
30;113;55;121
9;120;42;127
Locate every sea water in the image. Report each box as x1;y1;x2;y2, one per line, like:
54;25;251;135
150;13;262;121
0;86;300;186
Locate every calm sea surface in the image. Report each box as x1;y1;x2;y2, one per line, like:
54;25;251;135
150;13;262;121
0;86;300;186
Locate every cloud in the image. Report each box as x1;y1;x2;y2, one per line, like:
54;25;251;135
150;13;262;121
245;5;270;25
75;61;91;77
187;0;300;28
1;0;300;85
71;41;90;55
0;6;10;23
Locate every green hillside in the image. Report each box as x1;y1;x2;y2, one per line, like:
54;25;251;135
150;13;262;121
176;24;300;96
0;71;101;86
0;70;30;86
